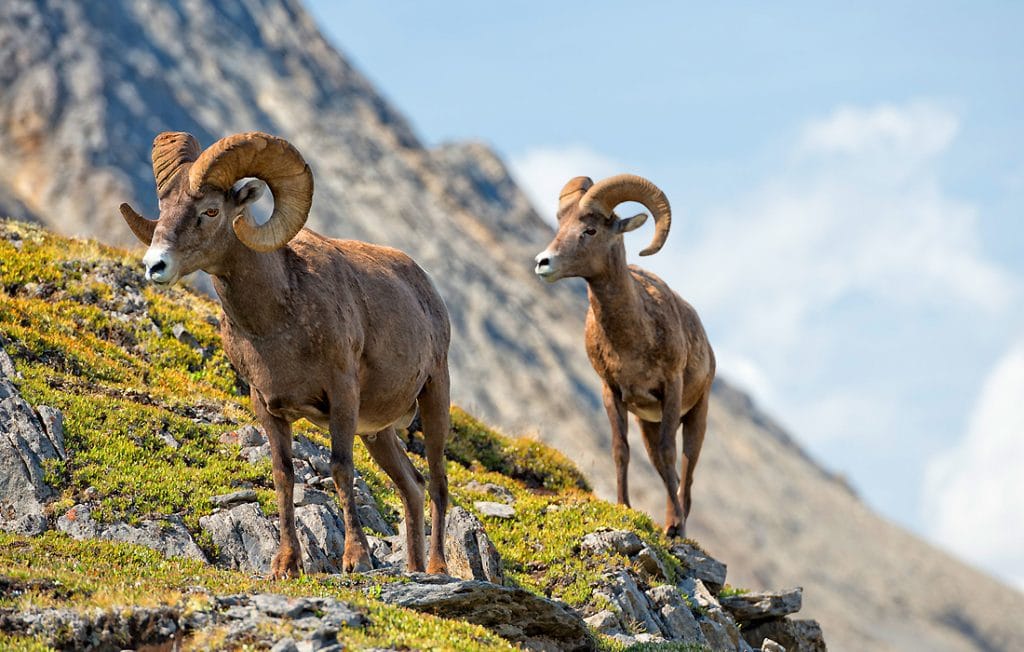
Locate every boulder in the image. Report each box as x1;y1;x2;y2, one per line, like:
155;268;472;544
647;584;704;644
199;501;391;574
463;480;515;504
57;504;207;562
742;618;826;652
580;529;644;557
670;540;728;592
474;501;515;519
0;361;65;535
591;569;663;637
378;573;593;651
199;503;281;573
210;489;259;507
720;587;803;622
444;506;504;584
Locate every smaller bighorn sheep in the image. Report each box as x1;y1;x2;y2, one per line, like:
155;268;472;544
120;131;451;577
534;175;715;537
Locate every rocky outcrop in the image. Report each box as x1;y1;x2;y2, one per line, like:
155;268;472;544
57;504;207;562
0;592;366;651
377;573;593;652
0;345;64;535
444;506;504;584
581;529;823;652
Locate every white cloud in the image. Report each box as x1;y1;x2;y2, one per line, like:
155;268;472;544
799;100;958;162
923;339;1024;591
664;101;1014;387
508;145;622;224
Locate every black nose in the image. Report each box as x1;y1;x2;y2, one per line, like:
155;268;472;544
537;257;550;267
148;260;166;275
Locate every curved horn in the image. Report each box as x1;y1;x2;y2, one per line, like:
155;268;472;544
152;132;201;196
188;132;313;252
119;203;156;245
579;174;671;256
557;176;593;220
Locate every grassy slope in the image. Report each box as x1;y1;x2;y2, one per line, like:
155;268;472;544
0;220;701;651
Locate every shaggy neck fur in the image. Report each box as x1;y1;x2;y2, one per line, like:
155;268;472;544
212;235;292;335
585;243;646;347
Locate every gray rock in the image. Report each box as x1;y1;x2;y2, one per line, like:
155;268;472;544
463;480;515;504
0;371;65;535
635;544;669;580
220;424;266;447
700;617;738;651
199;499;391;574
378;573;593;651
582;609;620;635
474;501;515;519
210;489;259;507
271;638;300;652
0;345;20;379
591;569;662;637
34;405;66;459
200;503;279;574
444;506;504;584
670;541;728;592
720;588;803;623
742;619;826;652
240;442;271;464
646;584;704;644
580;529;644;557
57;503;207;562
0;605;183;650
292;435;332;477
294;503;347;574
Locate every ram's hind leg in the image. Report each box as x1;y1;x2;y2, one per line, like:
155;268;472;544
328;380;373;573
362;426;427;571
679;391;709;534
418;366;451;574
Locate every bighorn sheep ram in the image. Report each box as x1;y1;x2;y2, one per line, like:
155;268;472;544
120;131;451;577
534;175;715;537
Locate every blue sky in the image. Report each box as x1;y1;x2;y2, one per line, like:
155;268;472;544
306;1;1024;589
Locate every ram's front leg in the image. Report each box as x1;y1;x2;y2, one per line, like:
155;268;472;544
252;389;302;579
602;383;631;506
328;380;372;573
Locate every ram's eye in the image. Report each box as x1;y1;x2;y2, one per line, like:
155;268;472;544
203;208;220;217
584;227;597;236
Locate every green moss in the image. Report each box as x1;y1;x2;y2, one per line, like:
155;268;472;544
0;532;514;651
447;406;590;492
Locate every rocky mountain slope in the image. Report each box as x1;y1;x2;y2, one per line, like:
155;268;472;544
0;220;821;651
1;1;1022;649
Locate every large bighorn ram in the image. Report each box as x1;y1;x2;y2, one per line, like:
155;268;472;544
534;175;715;537
120;131;451;577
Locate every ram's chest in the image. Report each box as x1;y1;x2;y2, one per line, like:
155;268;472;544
221;323;333;397
586;339;664;422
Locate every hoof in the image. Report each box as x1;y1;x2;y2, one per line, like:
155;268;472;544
342;549;373;573
270;550;302;579
426;558;448;575
664;523;685;539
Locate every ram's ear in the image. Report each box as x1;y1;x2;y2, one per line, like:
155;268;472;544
614;212;648;234
234;179;265;209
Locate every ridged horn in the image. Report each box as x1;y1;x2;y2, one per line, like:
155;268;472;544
188;132;314;252
152;132;201;196
579;174;671;256
119;202;156;245
557;176;593;221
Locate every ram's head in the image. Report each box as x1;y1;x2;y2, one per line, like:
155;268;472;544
534;174;671;282
120;131;313;285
